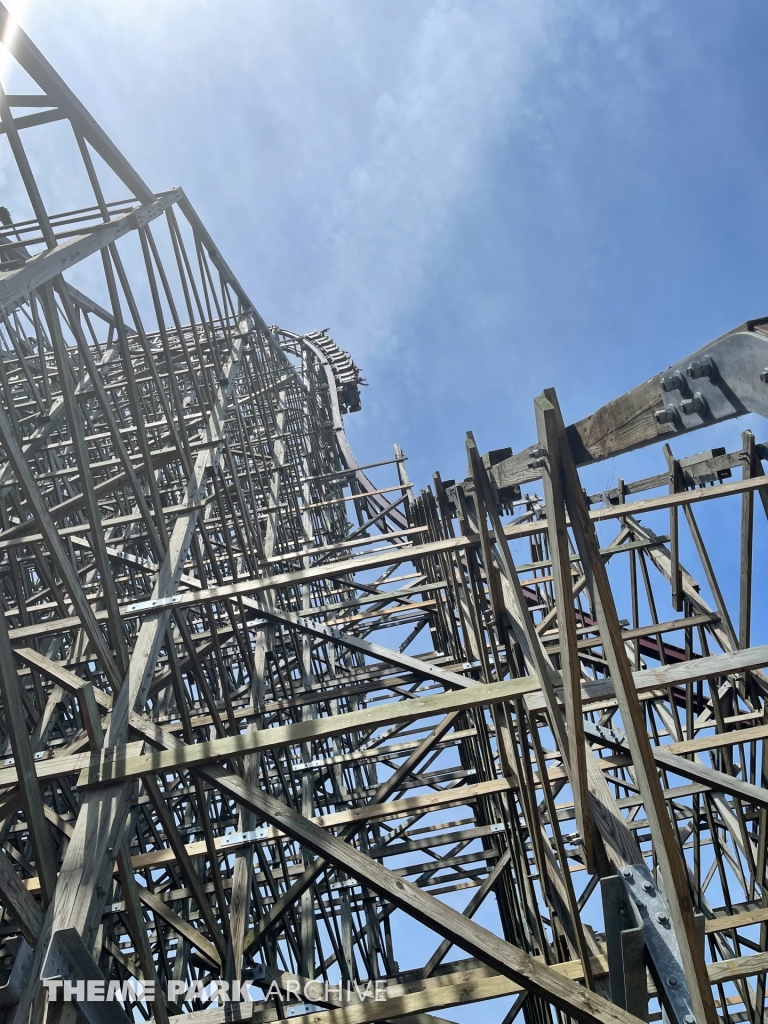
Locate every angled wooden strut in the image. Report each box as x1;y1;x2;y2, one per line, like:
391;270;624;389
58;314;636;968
537;387;717;1024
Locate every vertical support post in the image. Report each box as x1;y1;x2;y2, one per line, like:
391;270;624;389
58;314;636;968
739;430;755;651
41;281;129;677
467;433;596;985
0;81;56;249
395;443;413;522
339;884;354;982
116;840;169;1024
600;875;647;1021
621;927;648;1022
535;397;594;874
0;613;57;905
662;444;683;613
539;387;717;1024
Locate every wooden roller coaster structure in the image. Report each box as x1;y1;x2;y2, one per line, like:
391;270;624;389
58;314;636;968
0;7;765;1024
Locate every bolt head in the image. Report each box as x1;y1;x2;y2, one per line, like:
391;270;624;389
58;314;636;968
656;911;669;924
667;975;678;988
655;408;677;425
687;355;714;379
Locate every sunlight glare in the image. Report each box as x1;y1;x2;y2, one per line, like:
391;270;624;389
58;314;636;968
0;0;29;91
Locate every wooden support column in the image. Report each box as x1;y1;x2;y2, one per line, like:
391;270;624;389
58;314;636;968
0;847;43;946
534;398;594;874
0;81;56;249
115;840;169;1024
395;443;413;522
0;391;123;694
225;627;270;982
10;333;246;1024
662;443;684;612
739;430;755;650
466;431;598;981
144;775;227;960
241;712;461;953
14;648;106;750
538;387;717;1024
41;281;130;677
0;614;57;906
420;851;512;979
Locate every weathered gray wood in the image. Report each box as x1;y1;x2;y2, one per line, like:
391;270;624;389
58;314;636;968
0;612;57;905
534;395;594;872
146;731;642;1023
15;647;106;747
112;472;768;619
541;387;717;1024
0;25;765;1020
0;387;123;691
0;847;43;945
739;430;755;650
78;676;536;788
143;775;227;959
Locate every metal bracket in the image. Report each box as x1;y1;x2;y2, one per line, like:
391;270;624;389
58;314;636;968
658;330;768;432
43;928;133;1024
584;720;627;749
241;963;266;981
618;864;698;1024
330;879;359;891
0;938;34;1006
600;875;648;1021
219;826;268;847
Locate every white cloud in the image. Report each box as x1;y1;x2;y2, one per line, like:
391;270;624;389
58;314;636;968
6;0;564;359
0;0;668;374
297;0;560;358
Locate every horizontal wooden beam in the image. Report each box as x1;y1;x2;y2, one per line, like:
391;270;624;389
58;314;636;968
4;476;765;647
77;676;536;790
652;747;768;810
0;644;763;793
194;777;640;1021
52;477;768;624
0;193;178;317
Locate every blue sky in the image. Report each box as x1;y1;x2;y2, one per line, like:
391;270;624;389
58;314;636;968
11;0;768;492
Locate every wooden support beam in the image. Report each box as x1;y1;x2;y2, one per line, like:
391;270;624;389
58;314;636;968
143;775;228;961
0;49;767;1024
164;750;642;1021
0;611;57;905
15;646;106;747
103;472;768;621
538;387;717;1024
0;380;123;691
0;642;765;796
77;676;536;790
739;429;755;650
534;396;594;872
0;847;43;945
